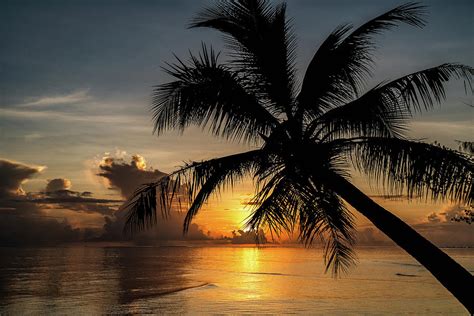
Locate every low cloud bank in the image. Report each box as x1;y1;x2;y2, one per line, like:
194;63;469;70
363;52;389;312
1;155;472;247
355;205;474;247
0;159;81;245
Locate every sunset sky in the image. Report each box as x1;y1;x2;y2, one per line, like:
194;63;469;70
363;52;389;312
1;0;472;245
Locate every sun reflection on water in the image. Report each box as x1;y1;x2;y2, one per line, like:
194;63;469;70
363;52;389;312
234;247;262;300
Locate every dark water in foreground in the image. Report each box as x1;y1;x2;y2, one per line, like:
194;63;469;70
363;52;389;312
0;246;472;315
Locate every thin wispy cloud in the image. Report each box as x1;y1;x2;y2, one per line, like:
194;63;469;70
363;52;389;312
24;133;43;141
0;107;145;124
411;120;474;131
21;89;91;106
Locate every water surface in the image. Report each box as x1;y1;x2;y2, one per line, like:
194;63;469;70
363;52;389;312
0;246;471;314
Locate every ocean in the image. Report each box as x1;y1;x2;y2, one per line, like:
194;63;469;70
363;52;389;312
0;246;471;315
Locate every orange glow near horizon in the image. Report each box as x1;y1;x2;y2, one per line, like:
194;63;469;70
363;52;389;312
194;182;255;237
188;174;461;242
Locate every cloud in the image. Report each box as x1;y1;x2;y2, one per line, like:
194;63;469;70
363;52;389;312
21;89;91;106
0;209;82;246
0;159;82;245
99;211;210;243
96;153;210;242
0;107;144;124
24;133;43;141
413;221;474;247
0;155;210;244
30;194;120;216
0;159;44;198
46;178;72;192
3;209;99;245
97;154;166;198
356;227;391;245
27;178;122;216
427;212;442;223
229;229;267;244
354;205;474;247
427;204;471;224
439;205;474;224
1;156;471;246
0;158;43;197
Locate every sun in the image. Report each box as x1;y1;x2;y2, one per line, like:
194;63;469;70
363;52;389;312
193;182;255;237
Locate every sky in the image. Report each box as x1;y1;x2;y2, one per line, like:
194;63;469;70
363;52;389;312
0;0;472;246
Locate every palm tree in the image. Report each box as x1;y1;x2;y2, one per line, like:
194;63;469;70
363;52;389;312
125;1;473;312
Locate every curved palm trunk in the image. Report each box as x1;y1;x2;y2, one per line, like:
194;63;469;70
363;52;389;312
328;174;474;313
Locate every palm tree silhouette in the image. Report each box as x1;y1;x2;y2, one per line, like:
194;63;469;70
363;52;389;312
125;1;473;311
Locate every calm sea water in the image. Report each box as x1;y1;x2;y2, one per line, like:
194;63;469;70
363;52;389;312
0;246;472;315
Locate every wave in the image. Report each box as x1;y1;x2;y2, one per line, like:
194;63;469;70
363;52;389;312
132;282;216;300
243;271;289;276
395;273;419;277
374;260;421;267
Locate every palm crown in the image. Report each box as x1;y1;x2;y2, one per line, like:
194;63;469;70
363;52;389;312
125;0;473;279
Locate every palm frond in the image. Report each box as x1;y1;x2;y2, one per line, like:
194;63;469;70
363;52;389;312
190;0;297;116
383;64;473;113
309;64;473;141
350;138;473;203
123;180;169;235
298;180;357;277
246;169;357;276
181;149;266;232
124;150;265;234
297;24;353;114
153;44;279;144
298;2;426;117
245;173;297;239
308;86;409;141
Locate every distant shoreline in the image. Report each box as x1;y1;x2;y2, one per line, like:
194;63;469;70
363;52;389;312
1;242;473;249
